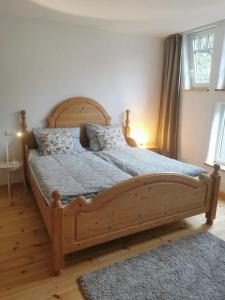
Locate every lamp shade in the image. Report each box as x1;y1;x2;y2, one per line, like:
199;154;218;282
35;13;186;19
4;129;22;138
1;129;22;166
131;128;148;146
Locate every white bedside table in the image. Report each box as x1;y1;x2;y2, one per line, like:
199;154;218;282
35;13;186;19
0;161;26;200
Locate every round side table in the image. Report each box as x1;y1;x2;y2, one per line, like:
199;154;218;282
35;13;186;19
0;161;26;200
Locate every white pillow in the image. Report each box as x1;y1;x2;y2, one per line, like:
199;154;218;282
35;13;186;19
96;127;128;150
40;130;73;156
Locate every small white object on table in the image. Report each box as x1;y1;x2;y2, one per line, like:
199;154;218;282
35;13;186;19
0;161;26;200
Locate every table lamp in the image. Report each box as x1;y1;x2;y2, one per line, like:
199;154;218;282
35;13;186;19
131;128;148;147
4;130;23;166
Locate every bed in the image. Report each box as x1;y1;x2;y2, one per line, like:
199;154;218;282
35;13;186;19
20;96;221;275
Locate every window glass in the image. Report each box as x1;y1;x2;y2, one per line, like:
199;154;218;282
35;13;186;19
216;113;225;164
206;103;225;167
219;125;225;161
189;30;215;87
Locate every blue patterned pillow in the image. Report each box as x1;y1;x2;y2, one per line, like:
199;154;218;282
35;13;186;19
40;130;73;156
96;127;128;150
86;124;120;151
33;128;86;154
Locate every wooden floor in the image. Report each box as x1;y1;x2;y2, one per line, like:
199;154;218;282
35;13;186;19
0;185;225;300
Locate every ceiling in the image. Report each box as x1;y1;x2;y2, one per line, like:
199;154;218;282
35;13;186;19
1;0;225;37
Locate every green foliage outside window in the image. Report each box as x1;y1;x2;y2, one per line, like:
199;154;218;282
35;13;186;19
191;33;214;85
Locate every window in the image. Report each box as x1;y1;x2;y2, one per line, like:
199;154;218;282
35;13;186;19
207;103;225;167
217;36;225;90
189;29;215;88
215;105;225;165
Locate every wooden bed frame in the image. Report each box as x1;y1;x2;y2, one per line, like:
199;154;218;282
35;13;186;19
20;96;221;275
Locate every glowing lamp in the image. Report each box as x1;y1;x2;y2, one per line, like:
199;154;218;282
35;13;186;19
131;128;148;147
16;131;22;138
3;130;23;166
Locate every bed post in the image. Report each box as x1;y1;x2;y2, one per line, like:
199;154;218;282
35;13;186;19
20;110;29;182
52;191;64;275
206;164;221;225
124;109;130;138
21;110;28;133
124;110;137;147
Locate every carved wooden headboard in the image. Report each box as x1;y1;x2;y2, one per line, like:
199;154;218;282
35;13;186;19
20;96;133;148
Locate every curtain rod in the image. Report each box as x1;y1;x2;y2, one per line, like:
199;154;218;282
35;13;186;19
181;19;224;35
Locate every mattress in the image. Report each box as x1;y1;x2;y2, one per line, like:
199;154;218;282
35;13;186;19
95;147;207;177
28;151;131;205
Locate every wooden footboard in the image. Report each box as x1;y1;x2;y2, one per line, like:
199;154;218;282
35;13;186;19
51;165;220;274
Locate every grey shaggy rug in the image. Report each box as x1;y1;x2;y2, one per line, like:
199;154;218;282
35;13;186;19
79;232;225;300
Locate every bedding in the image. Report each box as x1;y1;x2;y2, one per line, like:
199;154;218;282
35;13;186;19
29;152;131;205
96;127;127;150
85;123;108;151
28;149;39;161
85;124;125;151
95;147;207;177
40;130;73;155
33;128;86;154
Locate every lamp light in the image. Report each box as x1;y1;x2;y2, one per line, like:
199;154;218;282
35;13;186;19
131;128;148;147
3;130;22;166
16;131;22;138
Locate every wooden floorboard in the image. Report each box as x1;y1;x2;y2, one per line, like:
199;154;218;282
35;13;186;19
0;184;224;300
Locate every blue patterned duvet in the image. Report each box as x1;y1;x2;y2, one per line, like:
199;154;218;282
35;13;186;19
30;148;206;205
95;147;207;177
29;152;131;205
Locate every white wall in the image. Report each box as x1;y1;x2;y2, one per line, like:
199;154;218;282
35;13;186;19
179;20;225;192
0;15;163;185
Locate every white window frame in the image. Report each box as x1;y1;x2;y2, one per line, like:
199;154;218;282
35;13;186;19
215;105;225;166
188;28;215;88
